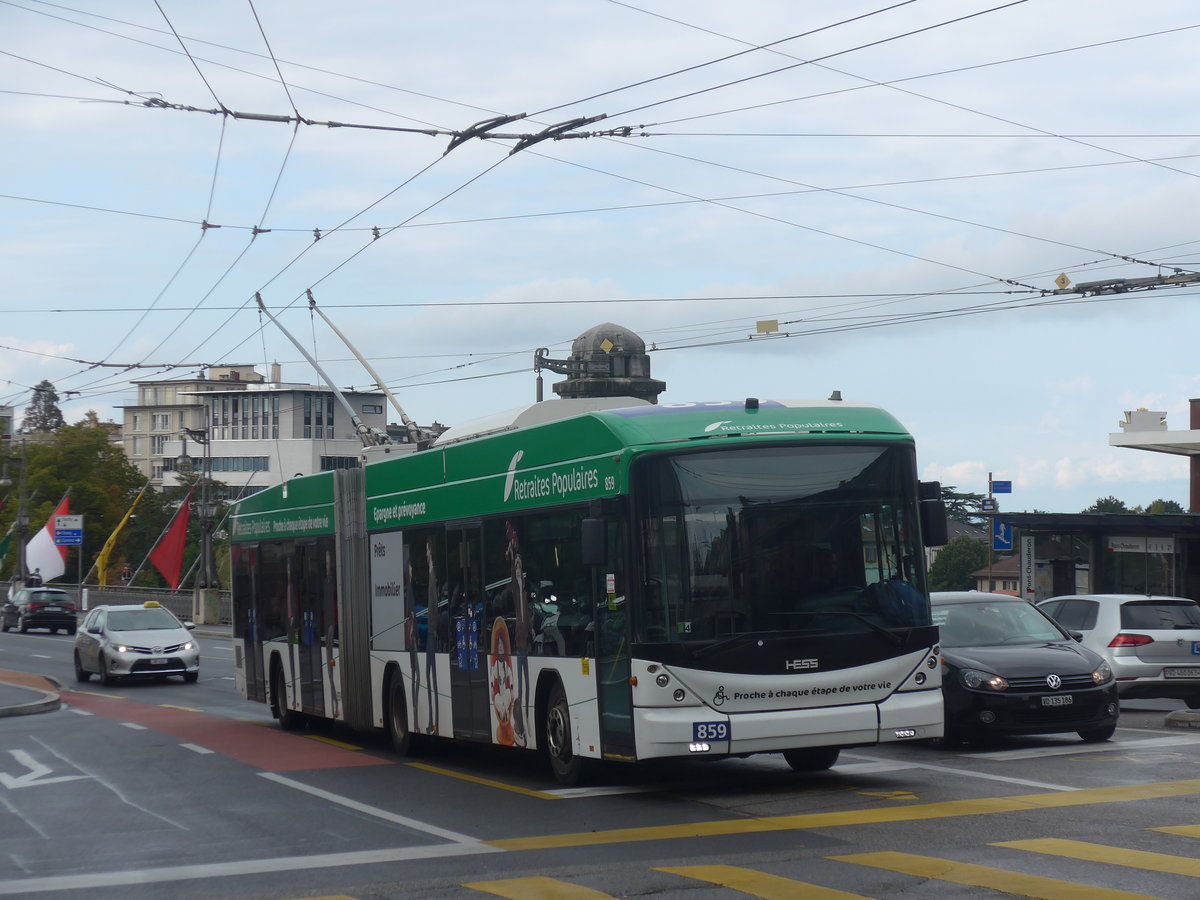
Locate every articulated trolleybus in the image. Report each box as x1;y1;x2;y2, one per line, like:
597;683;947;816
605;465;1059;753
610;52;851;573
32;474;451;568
230;396;947;783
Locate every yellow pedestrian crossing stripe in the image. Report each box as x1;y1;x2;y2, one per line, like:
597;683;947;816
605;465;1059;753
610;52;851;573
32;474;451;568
830;851;1166;900
463;876;616;898
657;864;871;899
996;838;1200;877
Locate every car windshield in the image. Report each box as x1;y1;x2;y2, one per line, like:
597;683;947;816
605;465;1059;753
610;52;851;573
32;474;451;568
934;601;1065;647
30;592;68;603
107;608;182;631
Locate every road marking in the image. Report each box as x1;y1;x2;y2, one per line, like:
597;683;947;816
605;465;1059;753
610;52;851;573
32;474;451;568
160;704;202;713
658;864;870;899
404;762;560;800
830;851;1164;899
67;708;92;716
31;654;52;660
826;753;1076;791
120;722;147;731
1152;825;1200;837
0;750;88;789
996;838;1200;876
967;733;1200;761
485;779;1200;851
258;772;491;844
307;735;363;750
0;842;497;895
463;876;616;898
180;743;214;755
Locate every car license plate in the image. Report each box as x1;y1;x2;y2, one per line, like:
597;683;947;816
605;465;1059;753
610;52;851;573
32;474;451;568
45;607;61;612
1192;642;1200;656
693;721;730;742
150;659;168;666
1041;695;1073;707
1164;667;1200;678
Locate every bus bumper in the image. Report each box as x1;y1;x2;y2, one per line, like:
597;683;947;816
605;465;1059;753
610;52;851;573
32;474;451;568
631;688;942;761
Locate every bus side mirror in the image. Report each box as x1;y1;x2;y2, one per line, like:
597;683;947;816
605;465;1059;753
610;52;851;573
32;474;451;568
918;480;948;547
581;518;607;567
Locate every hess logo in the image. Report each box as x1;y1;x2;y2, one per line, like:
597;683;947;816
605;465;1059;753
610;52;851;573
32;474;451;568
785;658;818;671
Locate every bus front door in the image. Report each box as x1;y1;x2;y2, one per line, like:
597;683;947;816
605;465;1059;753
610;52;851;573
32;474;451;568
296;541;325;718
448;526;490;740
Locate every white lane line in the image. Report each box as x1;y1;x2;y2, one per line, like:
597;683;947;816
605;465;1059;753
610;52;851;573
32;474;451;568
258;772;487;845
120;723;147;731
0;841;498;895
67;708;93;716
964;733;1200;761
840;752;1075;791
180;744;213;755
31;654;52;660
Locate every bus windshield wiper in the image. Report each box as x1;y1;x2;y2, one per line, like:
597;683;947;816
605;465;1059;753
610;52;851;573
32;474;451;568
690;633;770;660
783;610;906;648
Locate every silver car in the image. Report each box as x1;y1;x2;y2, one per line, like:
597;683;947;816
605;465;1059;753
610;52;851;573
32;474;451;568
73;602;200;685
1037;594;1200;708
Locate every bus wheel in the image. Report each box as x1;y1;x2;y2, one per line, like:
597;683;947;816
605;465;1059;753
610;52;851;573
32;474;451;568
782;747;840;772
387;673;413;756
545;680;586;785
270;661;304;732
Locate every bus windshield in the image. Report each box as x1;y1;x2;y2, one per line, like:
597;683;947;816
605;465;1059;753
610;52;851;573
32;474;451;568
635;443;929;643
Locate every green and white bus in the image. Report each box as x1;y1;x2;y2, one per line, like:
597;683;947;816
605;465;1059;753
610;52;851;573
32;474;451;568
229;396;947;783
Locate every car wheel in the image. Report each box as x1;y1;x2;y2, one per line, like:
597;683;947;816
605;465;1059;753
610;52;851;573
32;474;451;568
1186;694;1200;710
73;651;91;683
782;747;841;772
18;616;28;634
67;625;76;636
1;618;9;633
97;653;114;686
544;679;588;785
183;672;198;684
1078;724;1117;743
270;660;304;731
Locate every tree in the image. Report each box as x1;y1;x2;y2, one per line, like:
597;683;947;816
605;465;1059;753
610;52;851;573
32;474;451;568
1081;496;1129;514
20;380;65;433
927;534;989;592
1143;498;1185;514
940;485;987;527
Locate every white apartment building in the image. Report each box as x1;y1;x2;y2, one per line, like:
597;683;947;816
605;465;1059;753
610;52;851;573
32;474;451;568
121;365;398;495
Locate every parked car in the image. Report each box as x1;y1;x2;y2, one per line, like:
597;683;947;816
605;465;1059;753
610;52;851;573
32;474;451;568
1037;594;1200;708
73;601;199;685
931;591;1119;747
1;587;77;634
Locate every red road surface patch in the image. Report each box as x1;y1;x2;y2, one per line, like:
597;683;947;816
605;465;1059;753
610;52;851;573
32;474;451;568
63;691;394;772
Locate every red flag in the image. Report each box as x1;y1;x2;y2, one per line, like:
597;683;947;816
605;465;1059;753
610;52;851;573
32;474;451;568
25;494;69;583
149;491;192;590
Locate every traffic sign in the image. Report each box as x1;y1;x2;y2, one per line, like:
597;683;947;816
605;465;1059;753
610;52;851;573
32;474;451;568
981;498;998;512
992;519;1013;552
990;480;1012;494
54;515;82;546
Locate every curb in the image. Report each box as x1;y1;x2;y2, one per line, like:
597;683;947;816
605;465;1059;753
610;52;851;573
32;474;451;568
1164;709;1200;730
0;673;62;718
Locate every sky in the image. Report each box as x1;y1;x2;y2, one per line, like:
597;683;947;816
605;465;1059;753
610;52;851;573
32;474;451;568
3;0;1199;515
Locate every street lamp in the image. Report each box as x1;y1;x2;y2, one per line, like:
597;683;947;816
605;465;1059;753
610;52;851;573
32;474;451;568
177;410;217;590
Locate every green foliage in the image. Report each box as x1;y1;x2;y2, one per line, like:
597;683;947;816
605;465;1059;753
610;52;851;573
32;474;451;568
1140;498;1185;514
927;534;990;592
20;380;65;433
1081;495;1129;514
940;485;986;527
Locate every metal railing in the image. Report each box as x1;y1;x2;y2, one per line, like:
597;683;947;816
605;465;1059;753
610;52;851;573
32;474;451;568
1;582;232;625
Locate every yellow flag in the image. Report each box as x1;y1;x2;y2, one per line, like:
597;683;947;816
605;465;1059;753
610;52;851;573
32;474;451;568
94;482;148;587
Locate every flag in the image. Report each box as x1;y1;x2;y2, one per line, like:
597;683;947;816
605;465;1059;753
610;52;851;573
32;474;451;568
0;529;10;571
94;481;149;587
24;494;69;583
149;491;192;590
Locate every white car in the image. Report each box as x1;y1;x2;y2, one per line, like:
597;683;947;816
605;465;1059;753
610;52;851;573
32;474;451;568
1037;594;1200;708
73;601;200;685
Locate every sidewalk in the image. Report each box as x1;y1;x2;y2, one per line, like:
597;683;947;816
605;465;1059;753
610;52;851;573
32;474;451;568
0;670;61;717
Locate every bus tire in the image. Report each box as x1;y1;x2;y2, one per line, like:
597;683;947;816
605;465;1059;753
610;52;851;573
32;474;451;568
270;659;304;732
782;747;840;772
544;679;587;785
386;672;414;757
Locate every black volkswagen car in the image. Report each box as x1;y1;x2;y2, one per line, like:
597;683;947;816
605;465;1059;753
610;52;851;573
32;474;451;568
931;592;1119;747
1;587;78;634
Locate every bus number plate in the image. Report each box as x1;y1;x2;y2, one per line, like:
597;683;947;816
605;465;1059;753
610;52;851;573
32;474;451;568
693;721;730;742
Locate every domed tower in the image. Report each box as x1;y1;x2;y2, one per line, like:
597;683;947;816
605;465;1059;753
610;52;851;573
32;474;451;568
536;323;666;404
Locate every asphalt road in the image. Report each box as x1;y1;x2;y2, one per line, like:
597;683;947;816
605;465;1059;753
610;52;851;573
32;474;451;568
1;628;1200;899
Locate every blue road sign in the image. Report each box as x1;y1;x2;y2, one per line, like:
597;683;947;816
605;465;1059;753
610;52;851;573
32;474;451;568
54;530;82;546
991;480;1013;493
992;519;1013;552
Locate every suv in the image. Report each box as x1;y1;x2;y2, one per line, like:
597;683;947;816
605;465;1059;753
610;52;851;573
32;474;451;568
1037;594;1200;708
1;587;77;634
74;601;199;685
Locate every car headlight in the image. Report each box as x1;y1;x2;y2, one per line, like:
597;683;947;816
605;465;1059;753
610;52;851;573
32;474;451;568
960;668;1008;691
114;644;129;653
183;641;194;651
1092;661;1113;684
